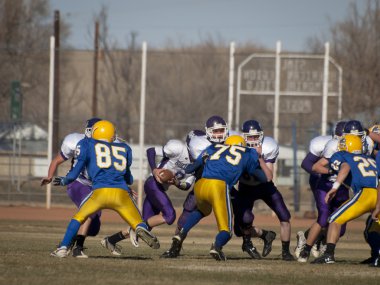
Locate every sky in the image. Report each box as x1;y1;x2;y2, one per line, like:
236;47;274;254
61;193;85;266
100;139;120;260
50;0;364;52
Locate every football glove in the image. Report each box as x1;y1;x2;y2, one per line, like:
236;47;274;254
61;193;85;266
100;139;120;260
53;176;67;186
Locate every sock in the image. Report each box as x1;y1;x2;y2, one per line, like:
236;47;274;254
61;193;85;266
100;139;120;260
108;231;126;245
215;231;231;248
282;241;290;253
182;210;204;234
325;243;336;255
61;219;81;247
304;244;312;253
75;235;86;248
304;229;310;239
260;230;269;240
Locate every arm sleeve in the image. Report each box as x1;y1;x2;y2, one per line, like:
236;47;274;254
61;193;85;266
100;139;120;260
146;147;157;171
124;146;134;185
301;152;320;174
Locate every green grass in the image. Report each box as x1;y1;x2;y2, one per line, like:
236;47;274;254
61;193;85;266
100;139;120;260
0;220;379;285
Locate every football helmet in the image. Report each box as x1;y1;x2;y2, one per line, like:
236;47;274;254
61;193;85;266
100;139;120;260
92;120;115;143
369;123;380;134
338;134;362;154
343;120;365;137
241;120;264;147
85;117;102;138
333;121;347;139
205;115;228;143
225;135;246;146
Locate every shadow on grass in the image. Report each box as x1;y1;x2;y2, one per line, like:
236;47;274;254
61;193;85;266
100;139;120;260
90;255;152;260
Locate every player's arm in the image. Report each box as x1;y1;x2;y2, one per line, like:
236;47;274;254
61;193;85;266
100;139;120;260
40;153;66;186
311;157;331;175
325;162;350;204
185;150;207;174
54;141;87;186
124;146;134;185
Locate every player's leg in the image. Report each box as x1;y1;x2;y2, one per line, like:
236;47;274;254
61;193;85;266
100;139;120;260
261;183;294;261
161;190;197;258
112;188;160;249
51;189;103;258
143;176;176;228
312;187;377;264
231;185;261;259
209;180;233;261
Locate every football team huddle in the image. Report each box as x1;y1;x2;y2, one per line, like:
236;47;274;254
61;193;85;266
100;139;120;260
41;115;380;266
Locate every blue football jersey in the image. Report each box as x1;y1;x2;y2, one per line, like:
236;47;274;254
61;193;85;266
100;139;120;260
186;143;259;188
65;138;133;191
330;151;378;194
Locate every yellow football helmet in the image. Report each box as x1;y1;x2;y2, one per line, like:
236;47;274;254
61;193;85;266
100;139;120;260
338;134;362;154
225;135;246;146
91;120;115;143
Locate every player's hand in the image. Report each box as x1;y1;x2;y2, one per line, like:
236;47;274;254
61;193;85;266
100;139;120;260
325;188;337;204
152;168;163;184
253;145;263;156
53;176;67;186
167;176;179;186
40;177;52;186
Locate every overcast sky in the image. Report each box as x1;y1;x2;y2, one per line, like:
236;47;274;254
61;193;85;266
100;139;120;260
50;0;364;51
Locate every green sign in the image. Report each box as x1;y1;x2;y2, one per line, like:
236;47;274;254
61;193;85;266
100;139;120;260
10;81;22;120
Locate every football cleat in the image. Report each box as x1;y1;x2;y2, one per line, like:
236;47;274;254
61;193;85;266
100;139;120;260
262;231;276;257
72;246;88;258
311;243;320;258
160;236;183;258
129;227;139;248
297;249;310;263
311;253;335;264
242;239;262;259
370;256;380;267
50;246;68;258
100;237;122;256
135;226;160;249
210;244;227;261
282;251;295;261
360;256;375;264
294;231;306;258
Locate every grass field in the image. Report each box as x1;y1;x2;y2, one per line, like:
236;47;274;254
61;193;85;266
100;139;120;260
1;210;380;285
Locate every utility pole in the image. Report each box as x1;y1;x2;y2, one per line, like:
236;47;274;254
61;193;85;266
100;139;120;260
92;21;99;117
53;10;60;158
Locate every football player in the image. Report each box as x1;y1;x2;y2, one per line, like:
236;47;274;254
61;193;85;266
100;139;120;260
171;135;261;261
41;117;102;258
161;130;211;258
231;119;293;261
295;121;346;260
50;120;159;258
312;134;378;264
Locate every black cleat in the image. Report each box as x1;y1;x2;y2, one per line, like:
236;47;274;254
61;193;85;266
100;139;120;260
262;231;276;257
360;256;375;264
297;249;310;263
282;251;295;261
370;256;380;267
210;244;227;261
160;237;183;258
72;246;88;258
242;239;262;259
311;253;335;264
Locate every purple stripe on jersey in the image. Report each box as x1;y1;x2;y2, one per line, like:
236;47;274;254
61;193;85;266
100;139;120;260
264;158;276;163
142;176;176;225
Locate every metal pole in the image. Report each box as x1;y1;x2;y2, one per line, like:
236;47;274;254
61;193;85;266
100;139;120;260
292;121;300;212
321;42;330;135
138;42;147;211
92;21;99;117
235;65;242;131
274;41;281;143
52;10;60;159
338;67;343;120
227;42;235;130
47;36;55;210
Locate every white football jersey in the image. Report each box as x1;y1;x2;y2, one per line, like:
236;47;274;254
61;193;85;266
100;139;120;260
309;135;332;157
188;136;212;160
239;136;278;186
155;139;195;190
60;133;91;186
